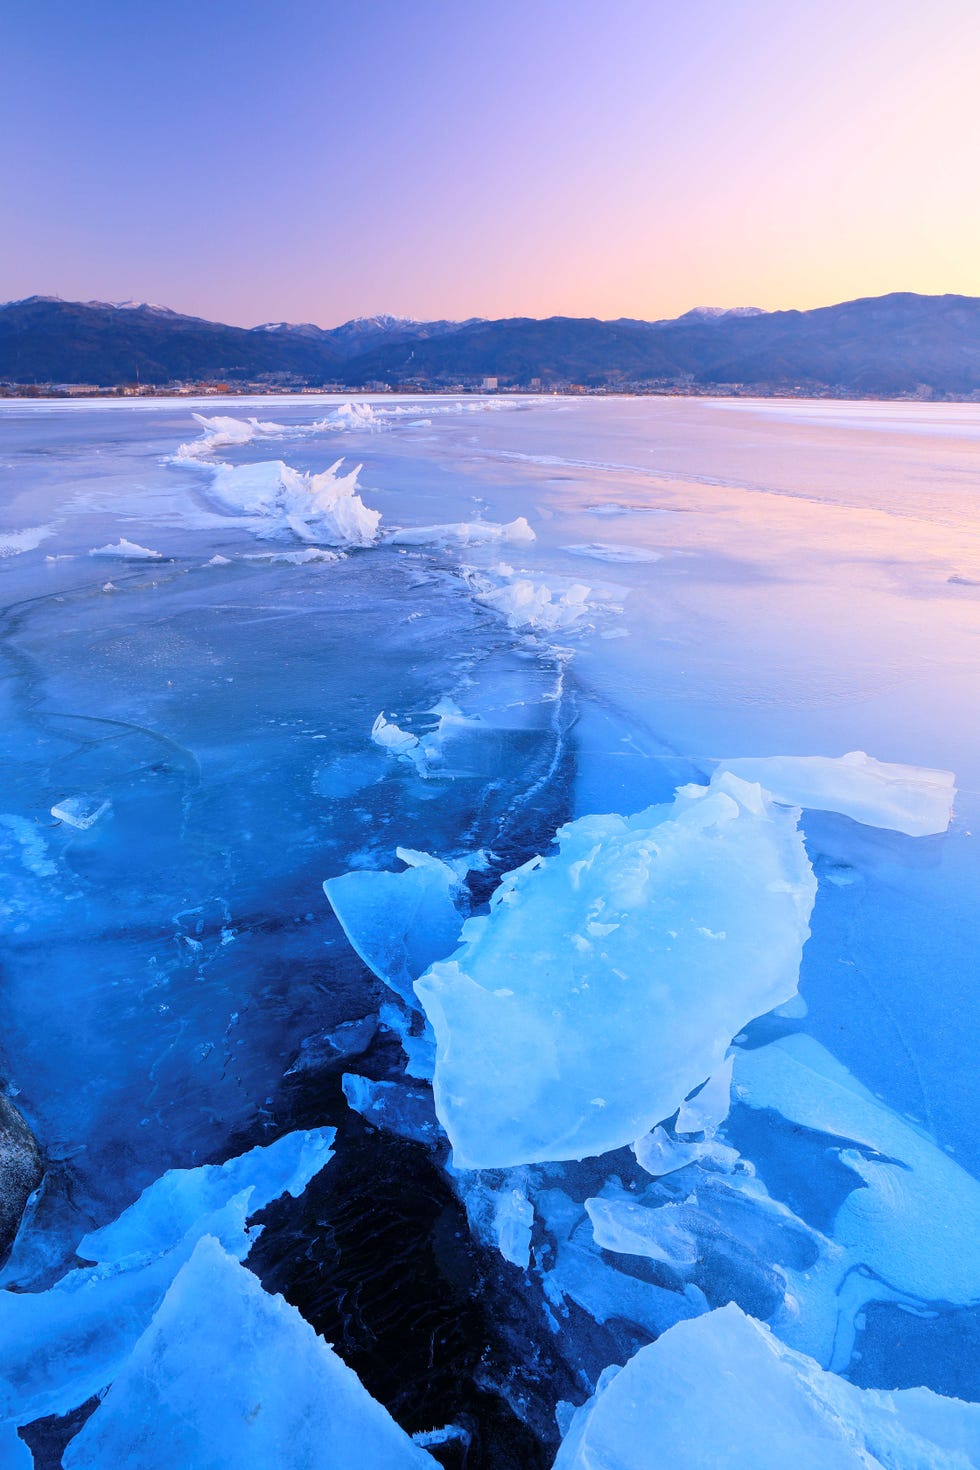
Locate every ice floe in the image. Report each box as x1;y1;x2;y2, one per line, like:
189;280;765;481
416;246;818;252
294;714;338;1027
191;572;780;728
415;773;816;1168
553;1305;980;1469
88;538;163;560
63;1236;436;1469
717;751;955;837
50;795;111;830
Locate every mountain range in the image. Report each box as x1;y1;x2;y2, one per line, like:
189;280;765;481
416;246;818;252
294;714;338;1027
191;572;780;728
2;293;979;397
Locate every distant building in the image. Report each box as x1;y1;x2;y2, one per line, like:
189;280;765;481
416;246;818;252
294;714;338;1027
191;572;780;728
481;376;498;391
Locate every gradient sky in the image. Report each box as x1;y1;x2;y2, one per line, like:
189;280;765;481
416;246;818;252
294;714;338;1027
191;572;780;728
3;0;979;327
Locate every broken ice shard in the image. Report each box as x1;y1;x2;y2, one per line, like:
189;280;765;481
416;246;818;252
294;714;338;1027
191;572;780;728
325;849;464;1008
553;1304;980;1468
415;774;815;1168
0;1130;334;1424
63;1236;436;1469
717;751;955;836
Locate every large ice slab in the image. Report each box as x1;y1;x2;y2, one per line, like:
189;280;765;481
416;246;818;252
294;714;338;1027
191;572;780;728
64;1236;436;1469
415;774;815;1168
325;849;463;1008
717;751;955;836
0;1130;334;1424
554;1304;980;1469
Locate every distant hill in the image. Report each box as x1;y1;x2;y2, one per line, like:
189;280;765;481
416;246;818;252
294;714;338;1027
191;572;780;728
2;292;979;397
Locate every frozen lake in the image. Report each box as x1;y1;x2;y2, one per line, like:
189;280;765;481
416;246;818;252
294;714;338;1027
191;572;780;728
1;394;978;1465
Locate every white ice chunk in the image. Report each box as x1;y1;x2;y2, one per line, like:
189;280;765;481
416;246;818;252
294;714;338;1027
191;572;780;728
385;517;535;547
88;539;163;560
716;751;955;836
371;712;422;764
63;1236;436;1469
325;849;464;1008
202;458;380;546
176;413;287;459
734;1036;980;1314
243;547;341;565
536;1189;706;1338
50;795;111;831
554;1304;980;1469
0;1130;334;1424
415;774;815;1168
493;1187;534;1270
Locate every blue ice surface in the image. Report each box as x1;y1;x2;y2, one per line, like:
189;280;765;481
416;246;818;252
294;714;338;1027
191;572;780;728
0;395;977;1455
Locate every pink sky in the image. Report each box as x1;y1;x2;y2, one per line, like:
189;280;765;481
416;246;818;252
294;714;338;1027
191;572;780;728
2;0;978;326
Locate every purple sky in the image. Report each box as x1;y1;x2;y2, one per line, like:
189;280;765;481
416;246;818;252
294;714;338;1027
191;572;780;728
3;0;978;326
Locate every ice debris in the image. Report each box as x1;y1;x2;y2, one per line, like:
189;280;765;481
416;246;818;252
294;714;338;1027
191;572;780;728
88;539;163;560
0;1129;334;1423
50;796;110;831
285;1016;378;1075
63;1236;436;1469
475;574;596;634
325;848;464;1009
553;1304;980;1469
717;750;955;837
415;774;815;1168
